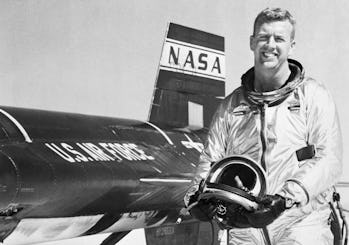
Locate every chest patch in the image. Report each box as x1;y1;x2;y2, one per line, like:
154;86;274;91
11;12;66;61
232;104;250;116
287;101;301;112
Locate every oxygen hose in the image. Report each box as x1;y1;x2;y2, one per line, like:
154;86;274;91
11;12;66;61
333;189;348;245
262;227;272;245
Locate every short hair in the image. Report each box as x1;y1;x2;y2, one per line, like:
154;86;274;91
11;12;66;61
253;8;296;40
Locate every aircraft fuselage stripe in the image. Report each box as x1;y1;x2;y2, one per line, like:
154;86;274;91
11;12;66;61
139;178;192;183
0;109;32;143
145;121;174;145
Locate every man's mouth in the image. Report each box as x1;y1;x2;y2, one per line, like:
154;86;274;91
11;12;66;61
261;51;277;59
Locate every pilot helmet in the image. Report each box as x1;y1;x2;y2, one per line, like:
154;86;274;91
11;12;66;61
199;155;267;228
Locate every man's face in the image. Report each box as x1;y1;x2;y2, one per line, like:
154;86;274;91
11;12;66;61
250;20;295;70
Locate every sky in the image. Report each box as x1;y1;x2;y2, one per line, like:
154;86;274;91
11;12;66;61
1;0;349;244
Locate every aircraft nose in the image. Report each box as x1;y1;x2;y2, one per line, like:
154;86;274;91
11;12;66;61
0;151;18;210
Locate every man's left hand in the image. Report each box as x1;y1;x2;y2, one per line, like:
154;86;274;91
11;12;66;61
244;194;287;228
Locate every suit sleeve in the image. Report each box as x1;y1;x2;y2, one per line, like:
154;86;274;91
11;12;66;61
279;81;343;205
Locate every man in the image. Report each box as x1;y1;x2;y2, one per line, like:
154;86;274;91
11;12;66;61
185;8;342;245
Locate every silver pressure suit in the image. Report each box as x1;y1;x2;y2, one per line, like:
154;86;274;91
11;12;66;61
194;60;342;245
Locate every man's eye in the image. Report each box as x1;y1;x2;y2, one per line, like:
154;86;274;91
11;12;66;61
275;37;285;42
257;36;268;41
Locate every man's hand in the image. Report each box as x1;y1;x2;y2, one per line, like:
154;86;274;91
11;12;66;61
186;191;217;222
244;194;287;228
223;204;252;228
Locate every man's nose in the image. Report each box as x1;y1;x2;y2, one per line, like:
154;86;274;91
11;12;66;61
265;36;276;48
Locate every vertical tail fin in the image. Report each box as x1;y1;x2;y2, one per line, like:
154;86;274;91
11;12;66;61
148;23;225;128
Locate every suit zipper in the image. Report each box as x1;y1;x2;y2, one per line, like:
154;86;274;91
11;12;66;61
260;103;268;171
260;103;271;245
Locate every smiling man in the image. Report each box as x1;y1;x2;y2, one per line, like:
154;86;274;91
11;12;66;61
250;11;296;92
185;8;342;245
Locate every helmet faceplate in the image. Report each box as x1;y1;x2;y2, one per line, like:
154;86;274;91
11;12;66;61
198;155;267;228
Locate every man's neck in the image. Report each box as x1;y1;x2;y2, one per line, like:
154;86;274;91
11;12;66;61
253;63;291;92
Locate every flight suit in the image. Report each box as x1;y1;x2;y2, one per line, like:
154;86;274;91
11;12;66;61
193;59;342;245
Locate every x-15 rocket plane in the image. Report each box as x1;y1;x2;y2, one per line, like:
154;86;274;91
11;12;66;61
0;23;226;245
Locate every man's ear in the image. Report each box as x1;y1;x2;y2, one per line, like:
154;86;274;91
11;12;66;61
288;39;296;57
250;35;256;51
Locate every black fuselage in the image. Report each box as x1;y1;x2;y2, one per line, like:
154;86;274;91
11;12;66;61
0;107;205;242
